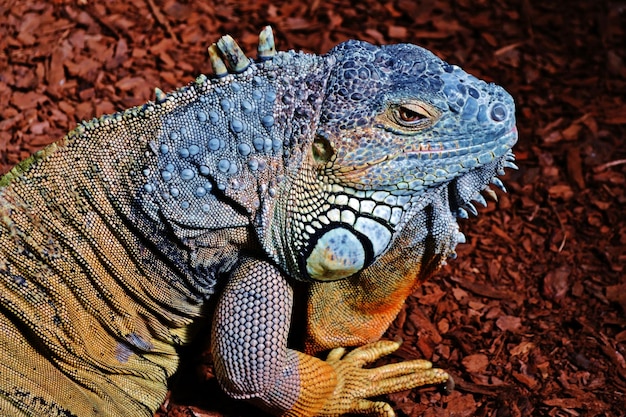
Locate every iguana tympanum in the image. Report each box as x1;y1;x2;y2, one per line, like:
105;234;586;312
0;27;517;417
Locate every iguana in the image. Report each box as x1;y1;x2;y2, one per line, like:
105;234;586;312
0;26;517;417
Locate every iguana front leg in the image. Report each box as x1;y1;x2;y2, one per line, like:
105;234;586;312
211;258;447;417
212;257;335;415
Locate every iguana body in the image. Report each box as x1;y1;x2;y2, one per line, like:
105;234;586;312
0;27;517;416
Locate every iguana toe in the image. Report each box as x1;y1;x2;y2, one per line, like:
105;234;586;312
318;341;449;417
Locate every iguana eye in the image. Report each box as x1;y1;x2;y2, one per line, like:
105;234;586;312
397;105;426;123
383;102;440;133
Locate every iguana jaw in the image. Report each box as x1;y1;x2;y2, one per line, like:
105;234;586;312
319;120;518;192
285;128;516;283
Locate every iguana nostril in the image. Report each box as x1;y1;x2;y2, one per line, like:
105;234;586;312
490;103;507;122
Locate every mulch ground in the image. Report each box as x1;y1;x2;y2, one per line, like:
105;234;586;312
1;0;625;416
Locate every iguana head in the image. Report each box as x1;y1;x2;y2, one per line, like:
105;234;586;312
290;39;517;282
198;27;516;284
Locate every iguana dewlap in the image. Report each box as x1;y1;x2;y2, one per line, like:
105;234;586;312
0;27;517;417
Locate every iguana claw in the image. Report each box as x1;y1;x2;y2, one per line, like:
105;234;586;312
318;341;449;417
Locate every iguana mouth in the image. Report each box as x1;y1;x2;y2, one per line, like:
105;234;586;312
448;147;517;219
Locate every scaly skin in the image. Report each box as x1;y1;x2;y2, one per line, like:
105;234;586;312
0;27;517;416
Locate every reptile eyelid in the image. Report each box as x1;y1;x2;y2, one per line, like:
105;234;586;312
398;105;426;123
387;103;435;130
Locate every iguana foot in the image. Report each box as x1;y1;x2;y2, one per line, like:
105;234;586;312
318;340;449;417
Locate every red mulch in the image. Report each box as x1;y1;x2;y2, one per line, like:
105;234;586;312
1;1;625;416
